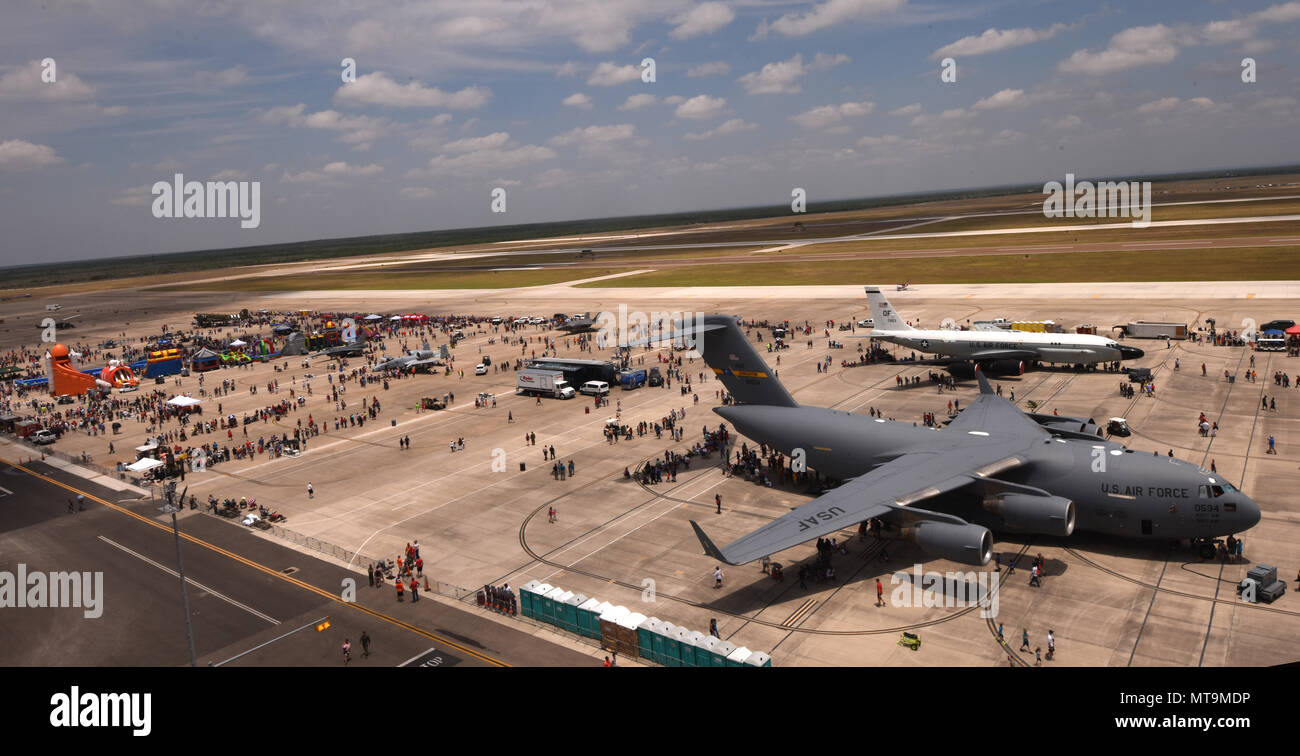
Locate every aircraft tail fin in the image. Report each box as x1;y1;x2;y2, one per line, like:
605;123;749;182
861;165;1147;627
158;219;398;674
690;520;736;565
692;314;798;407
864;286;913;331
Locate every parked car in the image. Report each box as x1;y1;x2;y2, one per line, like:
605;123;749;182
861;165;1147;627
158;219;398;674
648;367;663;387
32;429;58;445
475;364;488;375
580;380;610;396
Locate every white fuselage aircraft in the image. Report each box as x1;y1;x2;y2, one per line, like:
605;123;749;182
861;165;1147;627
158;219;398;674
864;286;1145;368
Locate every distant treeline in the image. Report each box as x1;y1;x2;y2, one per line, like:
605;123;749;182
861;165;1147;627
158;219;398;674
4;163;1295;291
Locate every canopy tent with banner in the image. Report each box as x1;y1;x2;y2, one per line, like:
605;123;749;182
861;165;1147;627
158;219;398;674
126;457;164;473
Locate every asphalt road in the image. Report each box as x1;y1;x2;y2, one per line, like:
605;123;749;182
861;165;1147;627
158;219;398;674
0;458;593;667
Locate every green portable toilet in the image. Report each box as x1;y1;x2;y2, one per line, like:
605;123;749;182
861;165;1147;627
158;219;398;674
638;617;662;664
656;622;680;667
726;646;752;667
576;598;603;639
551;589;576;632
519;580;542;618
710;640;736;667
541;586;567;626
743;651;772;668
558;593;586;634
689;632;715;667
668;625;692;667
681;631;707;667
532;583;554;623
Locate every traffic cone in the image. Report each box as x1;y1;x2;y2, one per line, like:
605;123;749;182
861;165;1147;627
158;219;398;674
423;576;430;592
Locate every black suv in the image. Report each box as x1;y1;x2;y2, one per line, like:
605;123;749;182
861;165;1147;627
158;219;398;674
648;367;663;387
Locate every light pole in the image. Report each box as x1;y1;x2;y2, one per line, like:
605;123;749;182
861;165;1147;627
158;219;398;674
159;482;197;667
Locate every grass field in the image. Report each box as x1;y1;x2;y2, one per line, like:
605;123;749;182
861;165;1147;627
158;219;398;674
577;246;1300;287
160;267;626;291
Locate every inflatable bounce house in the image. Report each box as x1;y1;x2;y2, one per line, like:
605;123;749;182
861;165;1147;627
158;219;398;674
138;347;183;378
190;347;221;373
44;344;138;396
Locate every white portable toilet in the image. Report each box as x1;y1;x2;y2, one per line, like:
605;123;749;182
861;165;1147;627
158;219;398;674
726;646;753;667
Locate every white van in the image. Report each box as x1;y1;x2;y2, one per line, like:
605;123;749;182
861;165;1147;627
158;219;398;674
46;304;62;311
474;363;488;375
580;380;610;396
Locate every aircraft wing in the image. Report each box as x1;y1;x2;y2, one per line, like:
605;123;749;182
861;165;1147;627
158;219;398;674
690;448;1008;566
944;370;1050;436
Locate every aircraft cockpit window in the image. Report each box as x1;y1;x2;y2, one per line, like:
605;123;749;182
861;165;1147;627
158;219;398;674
1199;485;1226;498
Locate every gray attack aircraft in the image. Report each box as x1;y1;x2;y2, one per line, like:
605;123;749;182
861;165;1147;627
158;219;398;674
678;314;1259;567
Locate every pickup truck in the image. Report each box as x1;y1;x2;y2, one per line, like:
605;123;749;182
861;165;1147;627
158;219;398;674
32;429;58;445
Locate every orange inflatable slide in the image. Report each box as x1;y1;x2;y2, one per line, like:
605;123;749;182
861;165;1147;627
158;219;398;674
46;344;136;395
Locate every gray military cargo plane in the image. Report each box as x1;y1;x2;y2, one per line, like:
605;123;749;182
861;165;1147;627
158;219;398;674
373;345;448;372
680;314;1259;567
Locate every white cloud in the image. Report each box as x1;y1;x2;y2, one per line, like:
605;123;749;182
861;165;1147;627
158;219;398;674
932;24;1067;59
586;61;641;86
555;61;581;77
764;0;904;38
261;103;388;150
0;139;63;171
889;103;921;116
425;144;556;176
737;52;848;95
674;94;727;120
618;93;657;110
111;184;154;206
550;124;637;145
1255;1;1300;22
1042;114;1082;130
443;132;511;153
562;92;593;109
687;61;731;78
333;71;490;109
670;3;735;39
323;161;383;175
194;65;248;88
1137;96;1181;114
211;169;247;181
791;100;875;129
400;187;436;199
0;60;94;101
663;95;686;105
1058;24;1181;75
972;88;1026;110
684;118;757;140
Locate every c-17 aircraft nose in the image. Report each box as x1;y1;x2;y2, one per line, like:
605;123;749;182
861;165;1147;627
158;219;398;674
1234;495;1262;531
1118;345;1145;359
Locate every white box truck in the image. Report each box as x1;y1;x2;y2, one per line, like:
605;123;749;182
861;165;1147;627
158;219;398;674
516;368;575;399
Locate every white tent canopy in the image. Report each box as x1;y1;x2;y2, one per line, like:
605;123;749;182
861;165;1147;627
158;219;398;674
390;315;402;320
229;339;247;347
364;314;383;320
126;458;164;472
167;395;202;407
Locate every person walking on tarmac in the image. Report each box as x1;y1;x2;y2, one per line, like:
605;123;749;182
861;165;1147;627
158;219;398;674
396;579;405;602
715;494;722;514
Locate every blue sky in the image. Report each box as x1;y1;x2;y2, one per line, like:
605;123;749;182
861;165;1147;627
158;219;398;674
1;0;1298;265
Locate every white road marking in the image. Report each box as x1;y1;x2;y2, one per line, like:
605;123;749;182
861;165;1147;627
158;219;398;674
97;535;280;625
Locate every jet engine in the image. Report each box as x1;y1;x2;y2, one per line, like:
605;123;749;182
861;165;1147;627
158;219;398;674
946;360;1024;379
982;493;1076;536
904;521;993;566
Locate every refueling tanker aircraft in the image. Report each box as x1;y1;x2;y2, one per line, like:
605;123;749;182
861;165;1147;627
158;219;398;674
862;285;1145;377
672;314;1258;567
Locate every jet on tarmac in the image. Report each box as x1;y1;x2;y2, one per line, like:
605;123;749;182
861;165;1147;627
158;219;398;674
681;314;1258;567
862;286;1144;376
374;345;448;371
